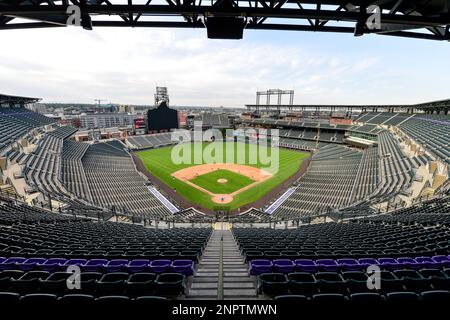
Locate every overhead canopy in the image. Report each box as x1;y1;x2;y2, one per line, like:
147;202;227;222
0;0;449;40
246;98;450;114
0;93;41;105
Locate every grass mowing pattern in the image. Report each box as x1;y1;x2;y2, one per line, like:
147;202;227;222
136;142;309;210
190;169;255;194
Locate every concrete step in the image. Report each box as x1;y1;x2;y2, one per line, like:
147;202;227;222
193;277;219;283
224;272;249;277
223;282;255;289
221;276;254;282
197;270;219;274
195;272;219;277
187;289;218;297
191;282;218;289
200;264;220;269
223;258;244;261
222;268;248;273
201;258;219;261
223;289;257;297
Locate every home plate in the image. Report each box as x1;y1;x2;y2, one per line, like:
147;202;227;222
212;194;233;204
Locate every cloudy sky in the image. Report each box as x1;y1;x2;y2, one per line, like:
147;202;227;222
1;26;449;107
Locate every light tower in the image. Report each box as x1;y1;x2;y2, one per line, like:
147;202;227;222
255;89;294;115
154;87;169;106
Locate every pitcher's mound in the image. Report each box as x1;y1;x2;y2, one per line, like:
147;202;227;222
212;194;233;204
217;178;228;184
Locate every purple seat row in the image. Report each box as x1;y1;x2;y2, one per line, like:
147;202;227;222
0;257;194;276
249;255;450;275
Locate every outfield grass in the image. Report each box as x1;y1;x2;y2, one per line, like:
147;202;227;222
136;142;309;210
190;169;255;194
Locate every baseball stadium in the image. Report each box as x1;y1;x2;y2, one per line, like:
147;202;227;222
0;0;449;310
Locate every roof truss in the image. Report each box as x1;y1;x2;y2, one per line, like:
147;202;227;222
0;0;449;40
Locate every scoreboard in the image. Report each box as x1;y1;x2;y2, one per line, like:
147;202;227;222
134;117;146;135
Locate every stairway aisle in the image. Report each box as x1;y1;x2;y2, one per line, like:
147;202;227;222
185;226;257;300
185;229;221;299
221;229;258;300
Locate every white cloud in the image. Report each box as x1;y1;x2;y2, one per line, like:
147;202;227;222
0;27;448;107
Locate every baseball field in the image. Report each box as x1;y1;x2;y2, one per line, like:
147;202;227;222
136;142;309;211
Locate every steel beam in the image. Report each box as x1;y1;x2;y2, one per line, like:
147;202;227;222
0;1;448;41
